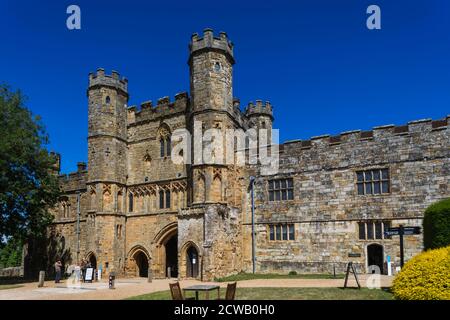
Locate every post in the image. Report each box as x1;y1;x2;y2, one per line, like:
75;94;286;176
38;271;45;287
76;192;81;264
147;269;152;283
399;225;404;268
250;176;256;274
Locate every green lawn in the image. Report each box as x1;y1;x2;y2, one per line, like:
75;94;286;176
0;284;23;290
127;287;393;300
214;272;345;282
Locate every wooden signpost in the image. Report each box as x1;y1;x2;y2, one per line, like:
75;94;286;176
343;262;361;289
384;225;421;268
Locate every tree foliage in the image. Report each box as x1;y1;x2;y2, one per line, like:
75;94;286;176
0;84;60;244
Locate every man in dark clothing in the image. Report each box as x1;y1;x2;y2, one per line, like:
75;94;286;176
55;260;62;283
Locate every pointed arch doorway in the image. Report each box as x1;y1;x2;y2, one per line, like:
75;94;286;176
186;246;199;278
154;222;178;278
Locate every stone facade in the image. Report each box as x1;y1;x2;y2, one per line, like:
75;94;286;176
48;29;450;280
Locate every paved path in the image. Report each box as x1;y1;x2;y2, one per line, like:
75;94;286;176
0;275;393;300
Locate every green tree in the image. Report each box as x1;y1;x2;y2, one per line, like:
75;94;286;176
0;84;60;247
0;237;23;268
423;198;450;250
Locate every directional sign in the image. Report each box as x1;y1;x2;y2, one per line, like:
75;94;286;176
384;225;422;268
403;226;421;235
384;226;421;237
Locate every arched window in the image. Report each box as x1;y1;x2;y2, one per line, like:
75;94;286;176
166;137;171;157
165;190;171;209
128;193;134;212
160;138;165;157
105;96;111;104
159;190;164;209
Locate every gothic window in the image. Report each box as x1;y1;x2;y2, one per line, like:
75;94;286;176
166;137;171;157
269;224;295;241
105;96;111;104
165;190;171;209
128;193;134;212
158;124;171;157
356;168;390;195
268;178;294;201
160;139;165;157
159;189;171;209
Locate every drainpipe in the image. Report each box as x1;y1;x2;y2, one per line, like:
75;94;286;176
249;176;256;274
76;191;81;264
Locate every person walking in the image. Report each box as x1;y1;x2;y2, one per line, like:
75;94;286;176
54;260;62;283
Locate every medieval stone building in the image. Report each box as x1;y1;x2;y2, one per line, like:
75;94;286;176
49;29;450;281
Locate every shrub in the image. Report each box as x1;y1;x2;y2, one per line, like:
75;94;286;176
288;271;297;276
391;246;450;300
423;198;450;250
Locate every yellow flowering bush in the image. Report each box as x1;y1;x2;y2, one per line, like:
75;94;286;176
391;246;450;300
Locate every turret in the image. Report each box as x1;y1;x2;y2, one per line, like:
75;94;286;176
245;100;274;142
87;68;128;184
189;28;234;113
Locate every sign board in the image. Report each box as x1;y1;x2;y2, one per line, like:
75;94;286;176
384;226;421;237
348;253;361;258
85;267;94;282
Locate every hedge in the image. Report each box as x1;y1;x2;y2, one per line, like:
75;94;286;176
423;198;450;250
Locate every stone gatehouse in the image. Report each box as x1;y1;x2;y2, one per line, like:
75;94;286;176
48;29;450;281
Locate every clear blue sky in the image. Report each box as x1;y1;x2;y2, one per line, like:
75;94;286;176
1;0;449;173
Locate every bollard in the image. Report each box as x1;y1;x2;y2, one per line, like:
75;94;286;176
38;271;45;287
167;267;171;279
109;272;115;289
147;269;152;283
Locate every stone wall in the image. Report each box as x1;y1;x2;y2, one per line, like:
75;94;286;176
249;117;449;274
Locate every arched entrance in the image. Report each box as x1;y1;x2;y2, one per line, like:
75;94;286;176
165;234;178;278
186;246;199;278
133;251;149;277
87;252;97;269
367;244;384;274
153;222;178;278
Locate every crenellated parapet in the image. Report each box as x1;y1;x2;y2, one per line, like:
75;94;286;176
189;28;234;64
127;92;189;125
245;100;273;120
88;68;128;95
281;116;450;153
57;163;88;193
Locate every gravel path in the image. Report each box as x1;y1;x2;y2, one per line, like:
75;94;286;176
0;275;393;300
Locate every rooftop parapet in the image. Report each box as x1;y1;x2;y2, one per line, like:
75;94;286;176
189;28;234;64
127;92;189;125
280;116;449;152
245;100;273;119
88;68;128;94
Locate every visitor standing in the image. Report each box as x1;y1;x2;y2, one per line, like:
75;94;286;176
54;260;62;283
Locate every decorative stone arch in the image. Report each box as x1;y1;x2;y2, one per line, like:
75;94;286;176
126;245;151;277
179;241;202;280
153;222;178;278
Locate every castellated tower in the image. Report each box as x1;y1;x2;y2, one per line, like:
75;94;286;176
86;68;128;274
189;28;235;204
245;100;274;145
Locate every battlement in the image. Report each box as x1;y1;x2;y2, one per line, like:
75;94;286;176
88;68;128;93
245;100;273;119
282;116;449;152
127;92;189;125
189;28;234;64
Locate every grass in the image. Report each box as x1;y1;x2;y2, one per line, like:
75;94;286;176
127;287;393;300
0;284;23;290
214;272;345;282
